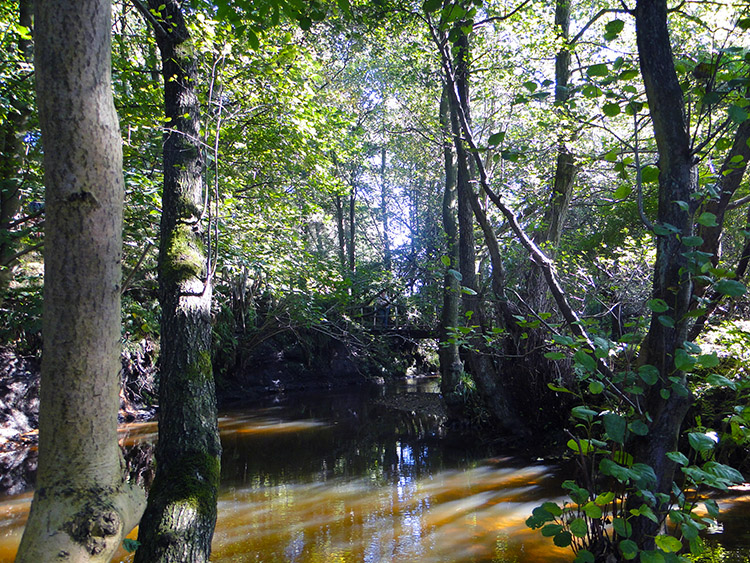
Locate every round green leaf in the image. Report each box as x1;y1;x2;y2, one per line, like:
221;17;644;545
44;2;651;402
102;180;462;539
654;534;682;553
553;530;573;548
570;517;588;538
619;539;639;559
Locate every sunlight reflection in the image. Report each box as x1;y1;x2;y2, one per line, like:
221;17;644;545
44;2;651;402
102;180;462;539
210;462;571;563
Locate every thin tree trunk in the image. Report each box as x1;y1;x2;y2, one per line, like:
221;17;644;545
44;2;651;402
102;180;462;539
348;184;356;277
526;0;577;309
334;194;347;274
16;0;145;559
380;146;391;272
438;84;463;414
134;1;221;561
448;20;523;430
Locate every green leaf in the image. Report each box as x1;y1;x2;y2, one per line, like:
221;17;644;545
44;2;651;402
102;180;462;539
603;412;627;444
681;235;704;247
674;348;695;371
441;255;451;267
655;534;682;553
587;63;609;77
688;431;717;454
729;104;749;124
715;279;746;297
583;501;603;519
575;550;595;563
697;353;720;368
641;165;660;183
574;349;597;372
628;420;649;436
697;212;719;227
604;19;625;40
613;517;632;538
640;550;665;563
542;501;563;516
544;351;567;360
704;461;744;484
570;517;588;538
619;539;639;559
706;373;737;390
647;298;669;313
603;102;621;117
666;451;689;465
488;131;505;146
423;0;442;11
541;523;563;537
595;491;615;506
553;530;573;547
246;28;260;50
123;539;141;553
571;406;598;421
614;184;632;199
638;365;660;385
548;383;574;394
448;269;462;281
589;380;605;394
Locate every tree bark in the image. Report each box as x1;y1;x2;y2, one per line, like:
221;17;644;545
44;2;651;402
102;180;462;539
15;0;145;559
134;1;221;561
629;0;696;548
446;19;523;430
438;84;463;414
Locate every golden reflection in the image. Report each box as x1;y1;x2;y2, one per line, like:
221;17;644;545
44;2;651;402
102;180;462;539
4;409;750;563
209;462;572;563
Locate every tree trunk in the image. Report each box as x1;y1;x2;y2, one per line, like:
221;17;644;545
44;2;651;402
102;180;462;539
334;194;347;274
447;20;523;430
380;146;392;273
629;0;696;548
15;0;145;559
438;84;463;414
134;1;221;561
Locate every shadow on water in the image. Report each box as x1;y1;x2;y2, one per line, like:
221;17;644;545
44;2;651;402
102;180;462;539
2;384;750;562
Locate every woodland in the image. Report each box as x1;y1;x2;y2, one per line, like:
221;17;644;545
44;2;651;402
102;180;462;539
2;0;750;561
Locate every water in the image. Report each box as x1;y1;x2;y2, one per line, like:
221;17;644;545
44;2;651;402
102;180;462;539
2;384;750;562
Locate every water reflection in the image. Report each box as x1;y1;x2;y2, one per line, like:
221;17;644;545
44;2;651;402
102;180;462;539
2;387;750;562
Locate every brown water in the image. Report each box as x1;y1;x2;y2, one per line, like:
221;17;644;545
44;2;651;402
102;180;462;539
2;384;750;562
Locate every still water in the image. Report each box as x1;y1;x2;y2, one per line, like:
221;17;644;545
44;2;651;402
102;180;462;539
2;382;750;562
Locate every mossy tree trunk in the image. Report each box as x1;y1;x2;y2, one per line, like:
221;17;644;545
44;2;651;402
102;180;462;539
15;0;146;559
134;1;221;561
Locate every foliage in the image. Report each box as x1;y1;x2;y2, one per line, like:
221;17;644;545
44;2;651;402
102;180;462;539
529;327;746;561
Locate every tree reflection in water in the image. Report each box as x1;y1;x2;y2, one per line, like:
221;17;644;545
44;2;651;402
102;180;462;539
2;388;750;562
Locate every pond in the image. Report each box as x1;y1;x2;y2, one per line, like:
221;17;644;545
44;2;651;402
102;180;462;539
2;381;750;562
